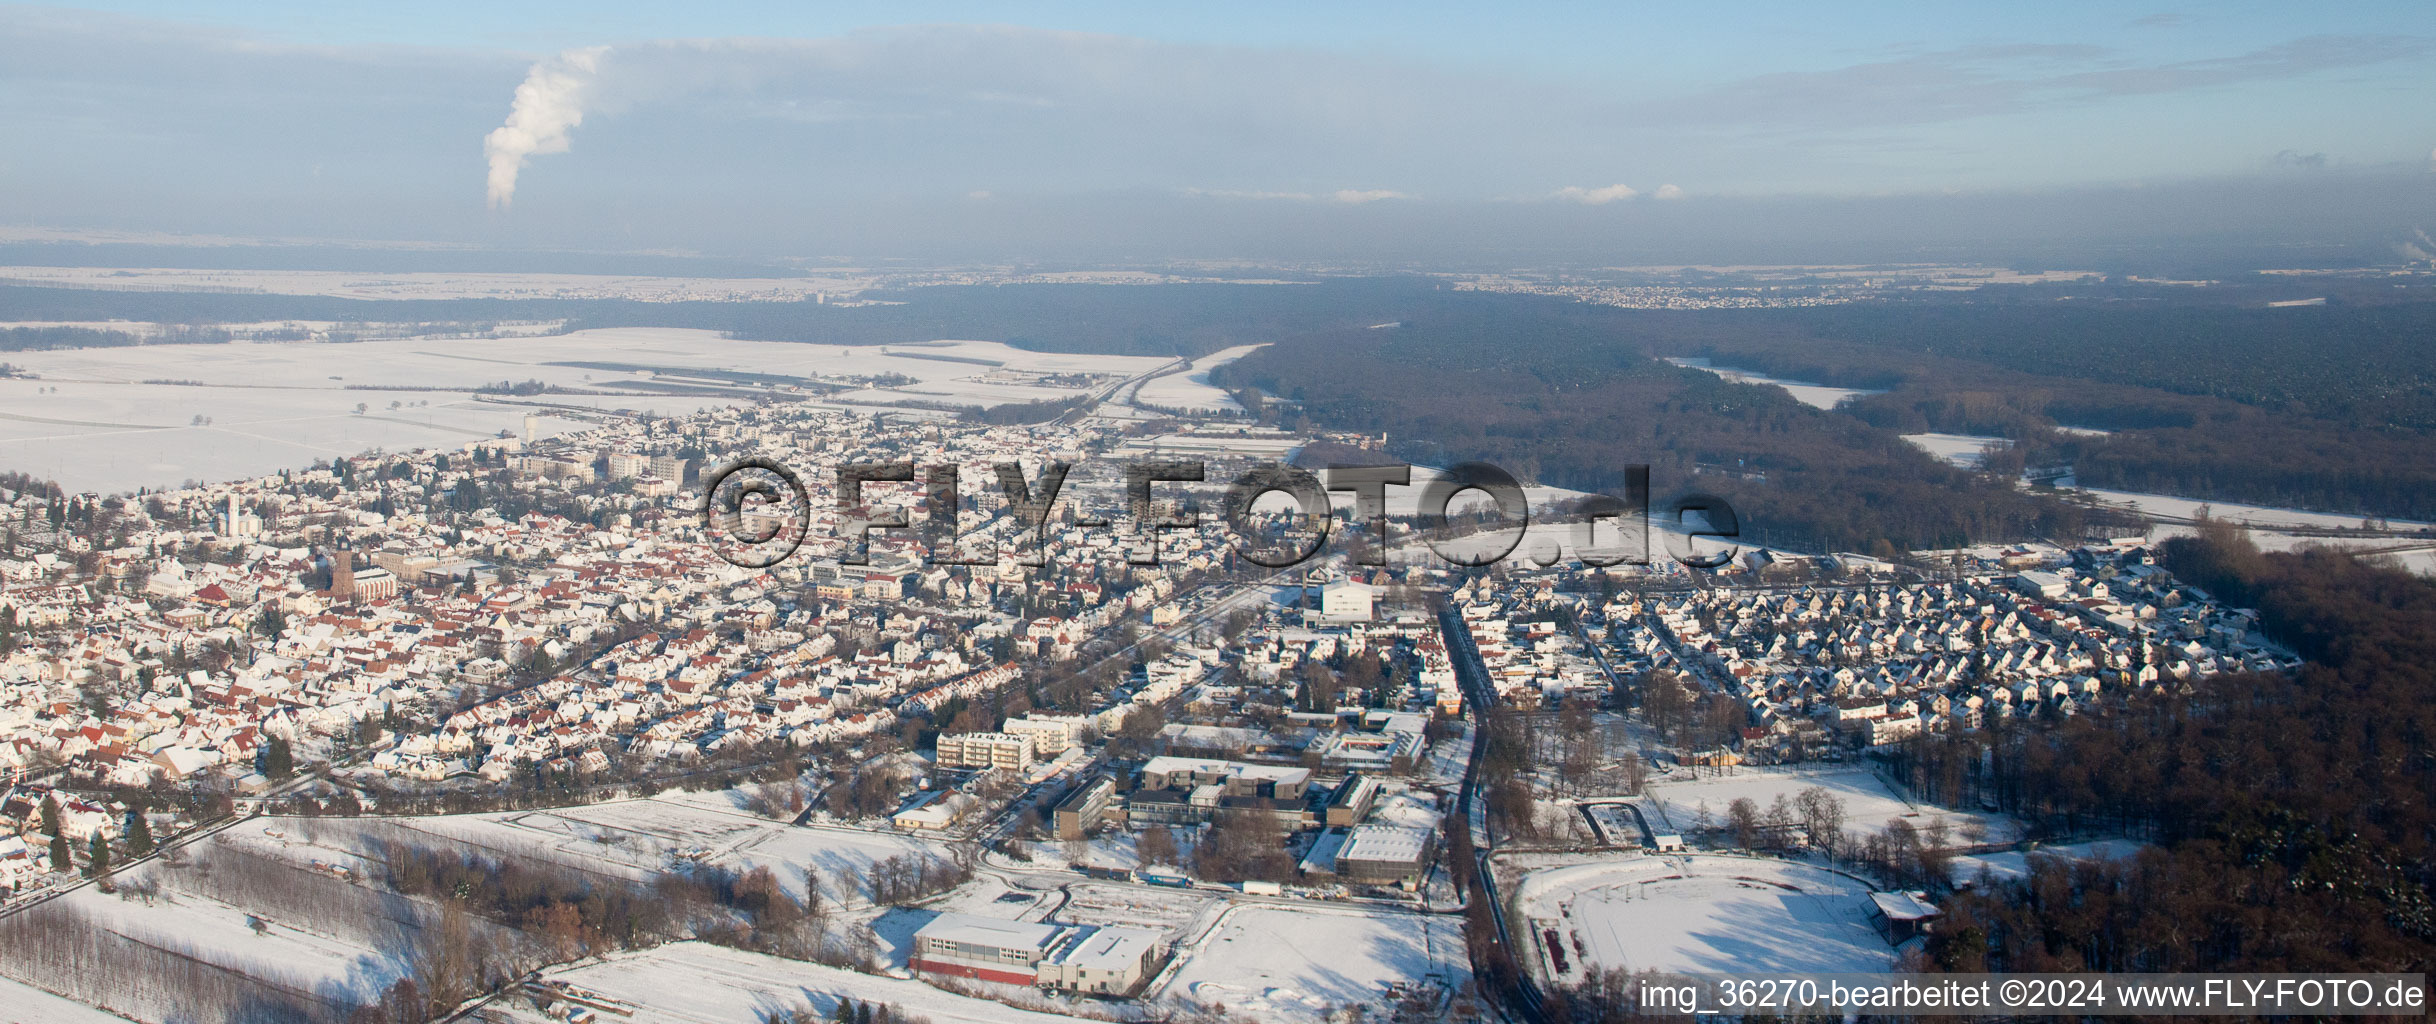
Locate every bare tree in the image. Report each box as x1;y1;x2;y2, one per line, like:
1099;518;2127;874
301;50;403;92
1794;786;1846;851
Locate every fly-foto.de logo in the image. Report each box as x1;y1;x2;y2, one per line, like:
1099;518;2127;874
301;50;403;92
698;456;1742;572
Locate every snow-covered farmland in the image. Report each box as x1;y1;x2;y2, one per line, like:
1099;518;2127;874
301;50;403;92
0;329;1168;494
0;379;597;495
488;941;1102;1024
1516;855;1893;978
1641;766;2021;846
1154;904;1465;1024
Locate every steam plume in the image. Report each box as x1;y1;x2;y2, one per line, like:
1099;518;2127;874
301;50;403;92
484;47;609;209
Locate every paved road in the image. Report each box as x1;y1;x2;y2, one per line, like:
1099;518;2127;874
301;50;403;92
1439;600;1553;1024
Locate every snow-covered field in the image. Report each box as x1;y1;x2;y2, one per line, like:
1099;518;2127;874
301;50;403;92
359;797;954;907
0;975;145;1024
1949;839;2151;887
245;797;954;913
489;941;1103;1024
0;329;1167;494
2077;486;2431;533
1901;432;2008;469
0;266;873;302
1516;855;1893;978
44;863;412;1005
1641;766;2021;845
1665;358;1881;410
1130;343;1265;413
0;379;598;494
1155;904;1464;1024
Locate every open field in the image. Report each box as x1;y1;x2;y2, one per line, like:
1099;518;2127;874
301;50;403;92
42;872;412;1003
1641;766;2022;846
336;798;955;907
486;941;1102;1024
0;975;147;1024
1154;904;1463;1024
1902;432;2007;469
0;328;1169;493
0;379;599;494
0;266;872;301
2080;485;2432;532
224;797;956;914
0;827;475;1024
1948;839;2151;887
1664;357;1881;410
1130;343;1265;413
1516;855;1893;979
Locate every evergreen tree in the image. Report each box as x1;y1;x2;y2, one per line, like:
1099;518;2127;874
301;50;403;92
853;1002;872;1024
86;831;110;879
264;735;295;779
49;829;71;875
831;999;854;1024
126;810;154;857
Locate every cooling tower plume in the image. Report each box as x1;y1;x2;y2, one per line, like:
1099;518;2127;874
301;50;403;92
484;46;610;208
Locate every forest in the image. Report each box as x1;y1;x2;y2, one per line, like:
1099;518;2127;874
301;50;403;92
1891;525;2436;972
1662;298;2436;520
1214;303;2120;552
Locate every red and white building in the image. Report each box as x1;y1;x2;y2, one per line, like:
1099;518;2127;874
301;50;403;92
910;913;1167;995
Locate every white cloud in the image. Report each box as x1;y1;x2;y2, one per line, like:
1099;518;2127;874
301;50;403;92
1329;188;1411;203
1553;183;1638;204
1654;183;1686;199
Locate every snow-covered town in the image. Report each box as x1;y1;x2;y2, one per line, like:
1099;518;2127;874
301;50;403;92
0;345;2299;1024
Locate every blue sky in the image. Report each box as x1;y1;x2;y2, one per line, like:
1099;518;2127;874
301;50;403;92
2;2;2430;260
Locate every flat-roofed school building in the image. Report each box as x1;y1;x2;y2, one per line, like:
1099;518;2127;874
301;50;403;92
911;913;1168;995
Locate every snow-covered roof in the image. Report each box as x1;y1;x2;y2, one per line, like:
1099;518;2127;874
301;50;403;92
1338;824;1430;865
1868;890;1940;922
